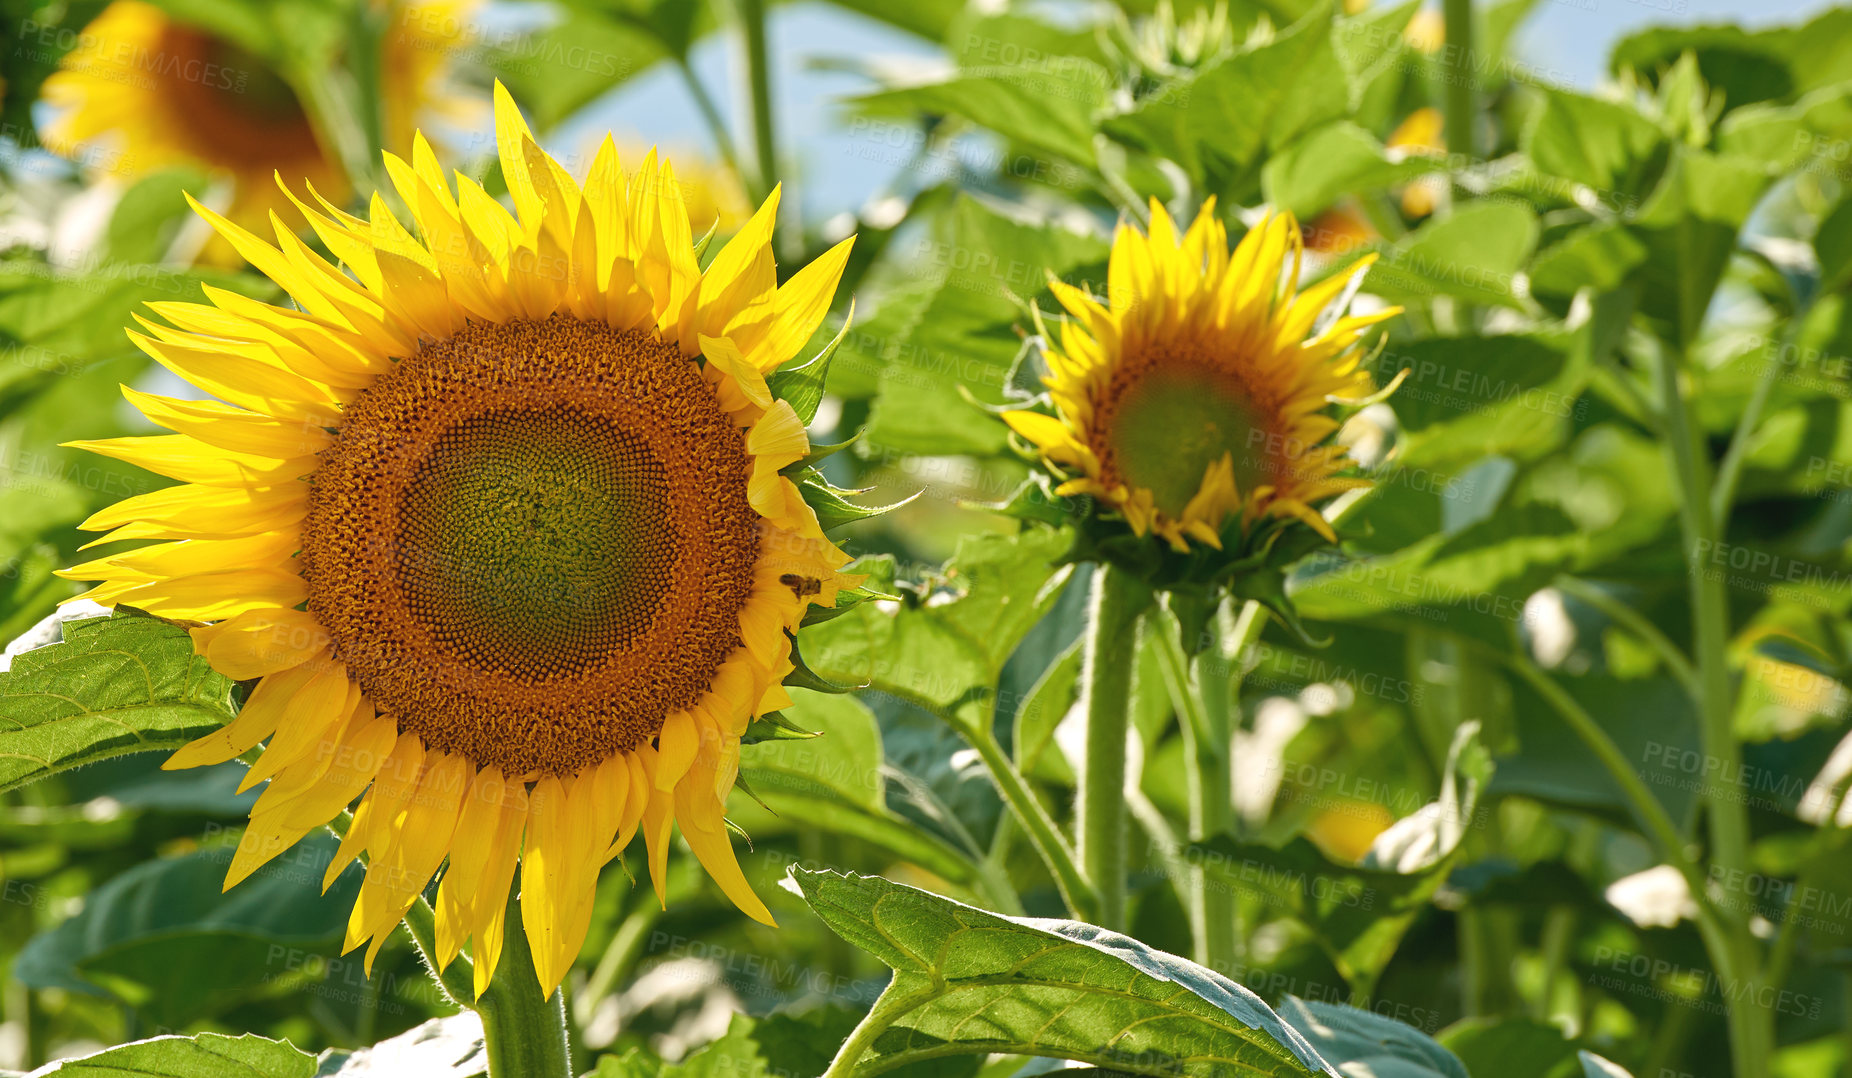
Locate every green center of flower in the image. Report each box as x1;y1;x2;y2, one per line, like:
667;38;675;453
1106;360;1274;519
398;408;676;680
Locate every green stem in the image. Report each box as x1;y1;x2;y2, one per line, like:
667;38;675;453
1658;340;1773;1076
1497;653;1709;913
821;983;932;1078
1712;312;1805;524
401;889;475;1006
675;58;748;196
1554;576;1701;705
573;900;660;1029
1153;600;1263;974
1441;0;1476;158
1079;565;1151;930
1500;645;1766;1075
1656;347;1750;890
967;722;1099;923
476;886;572;1078
738;0;777;204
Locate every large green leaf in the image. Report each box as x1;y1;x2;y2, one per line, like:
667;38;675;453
1521;89;1666;198
1262;122;1442;219
1364;202;1540;309
482;7;667;131
1438;1017;1581;1078
14;833;365;1028
29;1032;316;1077
1277;997;1467;1078
788;868;1336;1076
1195;724;1489;993
862;197;1106;455
736;691;979;885
1291;505;1582;640
802;529;1075;731
0;612;237;795
1106;4;1349;197
1628;147;1769;347
1378;333;1589;468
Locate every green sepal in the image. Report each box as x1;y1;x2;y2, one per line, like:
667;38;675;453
971;472;1083;528
796;469;917;532
727;772;776;819
1002;332;1053;402
782;633;867;694
768;299;855;424
741;709;822;745
798;556;901;628
692;218;720;262
782;430;863;475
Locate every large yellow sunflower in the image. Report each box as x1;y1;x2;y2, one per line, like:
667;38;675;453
59;84;859;999
1003;201;1397;549
42;0;473;249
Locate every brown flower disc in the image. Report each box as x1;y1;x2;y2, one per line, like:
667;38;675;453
299;315;760;776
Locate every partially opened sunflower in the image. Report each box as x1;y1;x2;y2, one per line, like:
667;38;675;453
1004;200;1398;553
60;84;859;998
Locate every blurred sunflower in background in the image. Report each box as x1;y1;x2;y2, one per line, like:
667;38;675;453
42;0;474;261
1004;202;1398;551
58;85;860;998
613;138;751;235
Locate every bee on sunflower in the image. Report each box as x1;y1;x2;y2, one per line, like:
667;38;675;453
59;83;868;1001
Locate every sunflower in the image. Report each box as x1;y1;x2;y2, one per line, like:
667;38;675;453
1388;107;1447;218
1003;201;1397;550
42;0;473;254
59;84;859;999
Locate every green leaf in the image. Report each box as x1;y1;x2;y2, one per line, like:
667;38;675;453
1013;639;1080;784
1277;997;1466;1078
1522;89;1666;198
768;310;853;424
1628;146;1769;347
483;11;666;131
1107;5;1349;197
787;868;1336;1076
1377;332;1590;467
14;833;365;1028
0;612;237;796
1713;82;1852;175
1610;9;1852;108
1365;201;1540;309
801;529;1075;730
1291;505;1582;640
1815;196;1852;293
737;692;978;885
1190;834;1446;994
1578;1050;1637;1078
103;168;211;265
1262;122;1442;219
796;472;909;532
862;197;1106;456
1529;223;1649;299
1439;1017;1581;1078
744;690;883;809
29;1032;315;1077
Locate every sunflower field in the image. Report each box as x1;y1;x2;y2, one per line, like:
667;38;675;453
1;0;1851;1075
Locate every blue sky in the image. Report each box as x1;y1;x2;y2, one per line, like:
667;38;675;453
561;0;1841;225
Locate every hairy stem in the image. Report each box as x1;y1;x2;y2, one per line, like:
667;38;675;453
476;886;572;1078
967;722;1099;923
1078;565;1151;930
